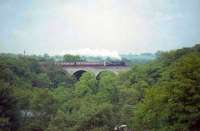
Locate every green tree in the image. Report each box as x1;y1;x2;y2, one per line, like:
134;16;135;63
164;52;200;130
97;72;119;104
63;54;84;62
32;73;51;88
134;87;170;131
27;88;58;130
0;81;20;131
74;72;97;97
133;51;200;131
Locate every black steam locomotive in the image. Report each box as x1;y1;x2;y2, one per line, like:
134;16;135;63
105;61;126;66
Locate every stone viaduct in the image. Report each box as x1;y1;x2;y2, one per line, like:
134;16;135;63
57;62;130;79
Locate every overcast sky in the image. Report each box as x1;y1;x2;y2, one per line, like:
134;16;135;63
0;0;200;57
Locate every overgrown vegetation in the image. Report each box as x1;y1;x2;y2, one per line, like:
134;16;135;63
0;44;200;131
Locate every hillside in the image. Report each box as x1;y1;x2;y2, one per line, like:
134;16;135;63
0;44;200;131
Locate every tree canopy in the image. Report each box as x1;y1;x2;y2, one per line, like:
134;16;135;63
0;44;200;131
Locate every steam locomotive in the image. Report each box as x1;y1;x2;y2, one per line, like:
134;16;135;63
105;61;126;66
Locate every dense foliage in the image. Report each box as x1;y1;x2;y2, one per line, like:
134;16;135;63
63;54;85;62
0;44;200;131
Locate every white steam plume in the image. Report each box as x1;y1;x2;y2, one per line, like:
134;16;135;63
50;48;121;59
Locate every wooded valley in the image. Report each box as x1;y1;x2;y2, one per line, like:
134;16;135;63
0;44;200;131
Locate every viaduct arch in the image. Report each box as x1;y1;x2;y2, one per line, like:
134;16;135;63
65;66;129;79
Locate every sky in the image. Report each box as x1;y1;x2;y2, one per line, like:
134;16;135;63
0;0;200;57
